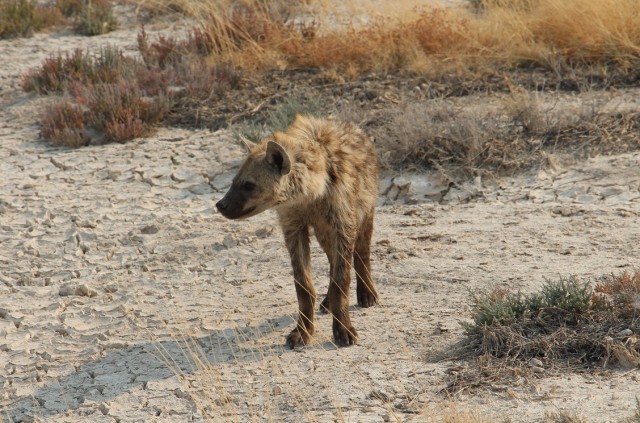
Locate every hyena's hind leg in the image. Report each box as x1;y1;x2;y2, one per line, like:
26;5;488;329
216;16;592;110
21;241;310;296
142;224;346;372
354;209;378;308
315;228;334;314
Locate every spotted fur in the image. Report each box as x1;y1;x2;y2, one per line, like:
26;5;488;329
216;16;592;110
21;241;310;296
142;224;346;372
216;115;379;348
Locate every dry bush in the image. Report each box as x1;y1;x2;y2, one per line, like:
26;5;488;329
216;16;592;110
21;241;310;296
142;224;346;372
341;99;526;174
25;30;245;146
0;0;63;38
55;0;83;17
595;271;640;313
501;89;546;134
83;82;170;142
41;101;91;147
444;272;640;396
544;411;588;423
22;47;134;94
40;82;170;145
77;0;116;35
462;272;640;369
151;0;640;77
137;25;213;69
137;27;242;101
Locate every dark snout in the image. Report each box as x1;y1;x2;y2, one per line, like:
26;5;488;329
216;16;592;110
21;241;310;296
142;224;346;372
215;197;229;213
216;189;255;220
215;194;236;219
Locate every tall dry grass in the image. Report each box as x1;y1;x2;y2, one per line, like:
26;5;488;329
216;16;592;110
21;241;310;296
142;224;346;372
145;0;640;77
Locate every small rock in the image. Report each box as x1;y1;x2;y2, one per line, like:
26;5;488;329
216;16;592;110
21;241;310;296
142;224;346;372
386;185;400;201
378;176;393;195
188;182;213;195
574;194;600;205
97;403;109;415
255;227;274;239
443;187;472;204
529;358;543;368
617;329;633;337
222;234;237;248
140;225;159;235
58;285;75;297
59;283;97;298
595;185;627;198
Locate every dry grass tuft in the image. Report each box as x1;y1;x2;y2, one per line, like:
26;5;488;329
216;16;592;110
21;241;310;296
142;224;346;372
153;0;640;77
544;410;588;423
0;0;64;39
442;271;640;396
41;100;91;147
338;88;640;175
82;81;170;142
461;271;640;369
77;0;116;36
0;0;117;39
22;47;131;94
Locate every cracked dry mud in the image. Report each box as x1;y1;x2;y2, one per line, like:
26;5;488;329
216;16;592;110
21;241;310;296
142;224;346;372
2;13;640;423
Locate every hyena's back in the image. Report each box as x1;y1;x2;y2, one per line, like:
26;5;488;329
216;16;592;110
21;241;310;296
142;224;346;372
282;116;378;218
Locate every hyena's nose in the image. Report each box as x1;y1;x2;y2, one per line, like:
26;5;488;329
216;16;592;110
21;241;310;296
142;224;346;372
215;199;228;211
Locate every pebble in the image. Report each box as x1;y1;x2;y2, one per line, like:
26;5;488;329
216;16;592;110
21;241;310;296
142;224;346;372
617;329;633;337
530;358;544;368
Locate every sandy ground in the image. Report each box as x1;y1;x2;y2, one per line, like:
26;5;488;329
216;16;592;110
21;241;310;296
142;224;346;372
2;11;640;423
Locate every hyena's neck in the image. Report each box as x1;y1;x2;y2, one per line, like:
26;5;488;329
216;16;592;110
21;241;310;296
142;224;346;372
284;154;329;205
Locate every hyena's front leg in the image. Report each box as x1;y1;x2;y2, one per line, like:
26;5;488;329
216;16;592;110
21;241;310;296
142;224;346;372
327;234;358;346
283;225;316;348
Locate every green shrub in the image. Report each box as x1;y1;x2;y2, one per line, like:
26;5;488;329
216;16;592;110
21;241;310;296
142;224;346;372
463;272;640;368
466;276;593;335
0;0;37;38
77;0;116;36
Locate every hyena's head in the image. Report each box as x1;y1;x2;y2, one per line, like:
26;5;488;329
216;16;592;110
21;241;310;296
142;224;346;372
216;139;291;220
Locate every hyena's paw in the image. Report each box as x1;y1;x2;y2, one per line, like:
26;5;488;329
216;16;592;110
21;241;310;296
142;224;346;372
319;295;330;314
285;328;312;349
333;322;358;347
357;286;379;308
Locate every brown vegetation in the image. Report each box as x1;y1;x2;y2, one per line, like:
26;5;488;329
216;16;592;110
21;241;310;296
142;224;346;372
163;0;640;76
0;0;63;38
0;0;115;39
19;0;640;176
442;271;640;396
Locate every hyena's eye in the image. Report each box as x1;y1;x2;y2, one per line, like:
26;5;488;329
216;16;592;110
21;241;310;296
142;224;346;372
242;181;256;192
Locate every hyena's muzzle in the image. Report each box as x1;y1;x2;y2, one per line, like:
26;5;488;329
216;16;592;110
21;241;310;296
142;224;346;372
215;186;256;220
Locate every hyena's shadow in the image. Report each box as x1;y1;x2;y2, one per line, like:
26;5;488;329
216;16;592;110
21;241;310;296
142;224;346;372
5;315;296;422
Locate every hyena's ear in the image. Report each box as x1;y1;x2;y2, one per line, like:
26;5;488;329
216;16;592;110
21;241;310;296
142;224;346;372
237;133;257;152
266;141;291;175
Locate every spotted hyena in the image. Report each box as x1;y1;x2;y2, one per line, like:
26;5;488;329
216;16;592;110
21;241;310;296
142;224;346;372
216;114;379;348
